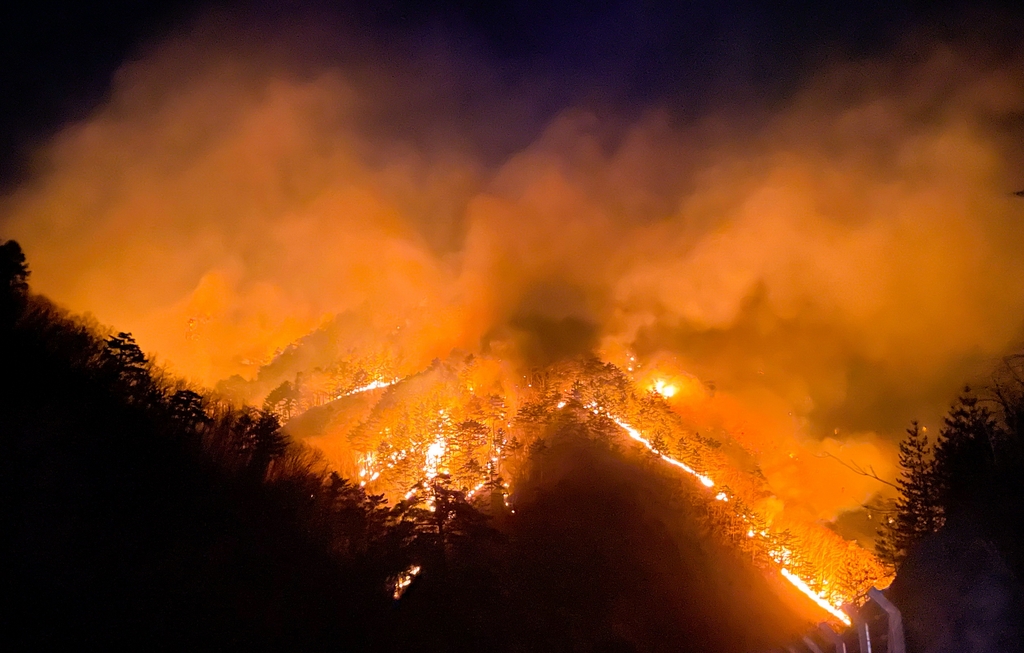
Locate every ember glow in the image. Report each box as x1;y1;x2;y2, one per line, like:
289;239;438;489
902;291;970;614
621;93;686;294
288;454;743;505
392;565;421;600
339;378;399;399
651;380;678;399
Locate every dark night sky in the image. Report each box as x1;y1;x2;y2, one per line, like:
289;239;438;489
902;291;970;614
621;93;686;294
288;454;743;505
2;0;1021;188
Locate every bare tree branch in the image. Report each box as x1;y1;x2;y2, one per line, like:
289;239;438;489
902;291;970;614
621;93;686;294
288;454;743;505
862;502;898;514
815;451;899;490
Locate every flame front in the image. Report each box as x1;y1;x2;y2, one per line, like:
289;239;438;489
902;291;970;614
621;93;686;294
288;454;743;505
780;569;851;626
607;405;855;625
337;357;886;625
651;379;678;398
392;565;421;599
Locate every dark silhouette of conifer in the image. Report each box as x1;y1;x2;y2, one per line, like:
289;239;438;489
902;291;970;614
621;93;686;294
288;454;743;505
877;421;944;567
0;239;29;324
934;390;1000;512
0;239;29;293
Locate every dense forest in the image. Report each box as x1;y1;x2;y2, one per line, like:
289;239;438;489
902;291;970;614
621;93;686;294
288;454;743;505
874;365;1024;651
2;239;811;651
4;237;1023;652
877;389;1024;573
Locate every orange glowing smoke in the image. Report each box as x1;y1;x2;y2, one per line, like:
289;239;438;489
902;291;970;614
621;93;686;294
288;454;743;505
1;14;1021;624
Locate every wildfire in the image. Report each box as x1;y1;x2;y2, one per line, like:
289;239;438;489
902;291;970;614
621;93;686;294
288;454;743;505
424;438;446;479
357;452;381;486
606;409;853;625
780;569;851;626
338;377;399;399
608;414;715;488
347;359;875;626
651;379;677;398
392;565;421;599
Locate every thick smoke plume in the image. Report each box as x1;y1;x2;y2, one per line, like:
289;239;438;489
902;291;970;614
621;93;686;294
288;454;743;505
3;14;1024;528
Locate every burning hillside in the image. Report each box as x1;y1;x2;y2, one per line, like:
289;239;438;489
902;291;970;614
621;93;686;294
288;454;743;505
231;341;887;624
3;4;1024;648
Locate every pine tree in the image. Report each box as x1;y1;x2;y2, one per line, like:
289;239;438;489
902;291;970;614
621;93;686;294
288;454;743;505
877;421;944;567
933;390;1000;513
264;380;300;421
1;240;30;331
100;332;159;402
0;240;29;295
168;388;210;436
236;408;288;479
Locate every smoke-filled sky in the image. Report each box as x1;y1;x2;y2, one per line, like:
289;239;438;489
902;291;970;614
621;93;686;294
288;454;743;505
3;1;1024;526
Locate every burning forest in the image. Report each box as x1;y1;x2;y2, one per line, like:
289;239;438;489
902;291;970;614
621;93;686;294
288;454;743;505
253;345;884;624
3;1;1024;651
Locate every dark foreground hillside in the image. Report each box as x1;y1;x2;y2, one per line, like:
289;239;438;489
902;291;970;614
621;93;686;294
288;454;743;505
2;247;386;649
498;430;811;651
2;241;810;651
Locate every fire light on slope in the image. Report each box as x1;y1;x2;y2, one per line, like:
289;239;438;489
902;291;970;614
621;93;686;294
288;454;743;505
338;378;399;399
780;569;851;625
605;406;852;625
651;379;678;398
392;565;421;599
424;436;447;479
607;412;715;488
319;356;882;620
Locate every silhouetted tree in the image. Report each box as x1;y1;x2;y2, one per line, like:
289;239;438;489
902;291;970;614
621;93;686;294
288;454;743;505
393;476;497;565
263;380;300;420
168;388;209;430
877;421;944;567
933;390;1000;513
100;331;159;403
0;239;29;294
0;239;29;324
317;472;391;558
236;408;288;479
879;385;1024;576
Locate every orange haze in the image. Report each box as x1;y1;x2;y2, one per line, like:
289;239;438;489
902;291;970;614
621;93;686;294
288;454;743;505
3;17;1024;526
